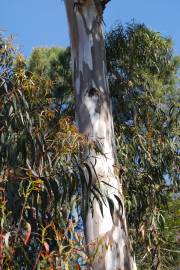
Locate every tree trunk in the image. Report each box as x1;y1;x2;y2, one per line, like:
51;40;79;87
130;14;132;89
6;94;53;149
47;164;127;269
64;1;136;269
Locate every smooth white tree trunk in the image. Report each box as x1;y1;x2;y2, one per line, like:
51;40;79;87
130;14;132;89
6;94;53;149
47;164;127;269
64;1;136;269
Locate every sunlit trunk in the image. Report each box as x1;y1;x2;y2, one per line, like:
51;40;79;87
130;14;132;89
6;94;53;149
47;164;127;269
64;1;136;269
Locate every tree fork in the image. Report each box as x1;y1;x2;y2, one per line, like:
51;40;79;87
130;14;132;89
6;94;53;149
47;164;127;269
64;0;136;269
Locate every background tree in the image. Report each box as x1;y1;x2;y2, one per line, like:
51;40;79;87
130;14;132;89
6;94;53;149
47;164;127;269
105;23;180;269
28;47;73;114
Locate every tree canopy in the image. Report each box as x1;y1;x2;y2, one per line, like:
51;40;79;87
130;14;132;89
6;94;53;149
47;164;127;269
0;34;87;269
28;47;73;114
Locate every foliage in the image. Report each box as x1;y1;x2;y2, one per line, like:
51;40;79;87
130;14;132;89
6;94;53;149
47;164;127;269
1;22;180;270
105;23;180;269
161;196;180;269
0;34;87;270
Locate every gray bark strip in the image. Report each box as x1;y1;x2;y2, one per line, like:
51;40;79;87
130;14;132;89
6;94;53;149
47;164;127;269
64;1;136;269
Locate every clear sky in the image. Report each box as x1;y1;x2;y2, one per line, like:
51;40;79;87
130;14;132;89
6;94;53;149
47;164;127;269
1;0;180;57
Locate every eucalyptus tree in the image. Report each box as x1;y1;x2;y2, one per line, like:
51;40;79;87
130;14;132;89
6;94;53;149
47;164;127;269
64;1;136;270
26;20;180;269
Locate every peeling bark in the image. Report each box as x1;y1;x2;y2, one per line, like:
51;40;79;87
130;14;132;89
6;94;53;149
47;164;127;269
64;1;136;269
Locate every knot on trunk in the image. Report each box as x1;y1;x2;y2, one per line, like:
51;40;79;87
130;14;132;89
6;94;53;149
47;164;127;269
73;0;86;10
84;84;104;114
88;87;101;97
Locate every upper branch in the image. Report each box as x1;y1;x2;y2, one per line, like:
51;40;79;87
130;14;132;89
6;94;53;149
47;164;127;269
99;0;111;10
94;0;111;15
73;0;111;15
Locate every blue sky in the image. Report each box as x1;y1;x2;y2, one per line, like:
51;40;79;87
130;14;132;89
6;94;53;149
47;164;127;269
1;0;180;57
